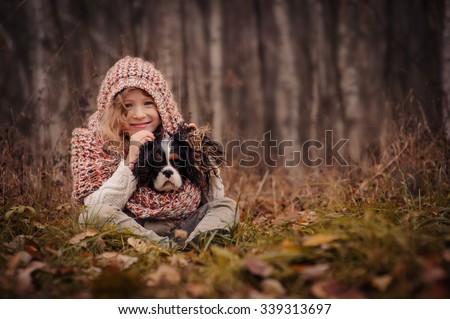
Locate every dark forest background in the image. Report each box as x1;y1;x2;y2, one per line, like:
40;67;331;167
1;0;449;166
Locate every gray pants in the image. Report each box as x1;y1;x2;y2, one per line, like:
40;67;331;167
78;197;239;248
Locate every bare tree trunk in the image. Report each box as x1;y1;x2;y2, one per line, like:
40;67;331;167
27;0;55;155
221;0;265;140
443;0;450;139
308;0;322;142
273;0;300;146
159;0;184;108
338;0;364;163
210;0;224;140
182;0;210;125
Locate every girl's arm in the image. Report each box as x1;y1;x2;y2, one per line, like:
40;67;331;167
71;128;138;209
83;160;137;209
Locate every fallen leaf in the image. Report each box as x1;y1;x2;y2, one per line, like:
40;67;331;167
442;249;450;262
303;234;340;247
4;235;33;251
311;280;345;298
297;210;319;225
279;238;300;252
422;266;446;283
69;229;98;245
186;283;209;297
297;263;330;280
248;289;273;299
244;258;274;277
371;275;393;292
56;203;72;214
15;261;46;296
96;252;138;270
273;210;300;225
7;251;32;276
311;280;364;298
24;240;41;257
261;278;286;296
32;221;46;229
5;206;37;220
127;237;152;253
170;254;189;267
146;265;181;287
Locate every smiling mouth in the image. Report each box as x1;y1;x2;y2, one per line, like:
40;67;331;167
131;122;151;128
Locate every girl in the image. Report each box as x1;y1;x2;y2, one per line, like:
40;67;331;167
71;56;238;248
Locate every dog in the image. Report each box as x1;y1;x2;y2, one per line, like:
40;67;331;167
133;125;225;195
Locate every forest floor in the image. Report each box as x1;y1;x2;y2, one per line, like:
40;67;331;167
0;121;449;298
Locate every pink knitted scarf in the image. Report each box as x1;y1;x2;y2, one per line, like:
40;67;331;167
71;56;201;220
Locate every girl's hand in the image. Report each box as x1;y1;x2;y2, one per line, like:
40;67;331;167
126;130;155;170
187;123;198;131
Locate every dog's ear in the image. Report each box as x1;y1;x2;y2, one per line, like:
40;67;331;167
134;140;159;189
173;123;193;142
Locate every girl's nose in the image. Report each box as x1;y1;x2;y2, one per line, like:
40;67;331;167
133;105;146;118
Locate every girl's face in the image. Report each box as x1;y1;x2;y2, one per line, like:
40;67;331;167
123;89;161;135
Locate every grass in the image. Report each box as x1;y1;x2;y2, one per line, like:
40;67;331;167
0;119;449;298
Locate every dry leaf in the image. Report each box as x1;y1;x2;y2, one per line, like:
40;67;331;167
422;266;446;283
244;258;274;277
24;240;41;257
248;289;274;299
261;278;285;296
4;235;33;251
303;234;340;247
32;221;46;229
7;251;32;276
311;280;365;298
371;275;392;292
442;249;450;262
297;210;318;225
186;283;209;297
127;237;152;253
5;205;37;220
273;210;300;225
311;280;347;298
297;263;330;280
146;264;181;287
15;261;46;296
279;238;300;252
56;203;72;214
69;229;98;245
96;252;138;270
170;254;189;267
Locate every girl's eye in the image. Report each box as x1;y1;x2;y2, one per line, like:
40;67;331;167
124;103;133;110
144;101;155;107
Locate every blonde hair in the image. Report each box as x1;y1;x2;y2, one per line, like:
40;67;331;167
99;87;160;152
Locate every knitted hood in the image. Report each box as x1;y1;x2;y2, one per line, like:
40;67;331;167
88;56;183;137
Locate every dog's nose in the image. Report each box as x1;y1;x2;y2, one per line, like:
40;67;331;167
162;170;173;178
